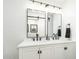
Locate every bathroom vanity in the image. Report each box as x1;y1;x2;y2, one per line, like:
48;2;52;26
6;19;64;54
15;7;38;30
18;8;76;59
18;38;76;59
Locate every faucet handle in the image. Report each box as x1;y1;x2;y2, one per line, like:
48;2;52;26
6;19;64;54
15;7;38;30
33;38;35;41
36;34;39;41
46;35;50;40
39;37;41;41
52;33;56;40
36;34;38;37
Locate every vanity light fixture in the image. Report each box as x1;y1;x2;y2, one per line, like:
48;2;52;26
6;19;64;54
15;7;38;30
30;0;62;9
31;0;34;3
58;7;61;10
53;6;55;8
45;4;49;7
40;2;42;4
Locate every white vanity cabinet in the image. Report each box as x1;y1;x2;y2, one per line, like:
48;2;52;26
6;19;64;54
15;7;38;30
19;42;76;59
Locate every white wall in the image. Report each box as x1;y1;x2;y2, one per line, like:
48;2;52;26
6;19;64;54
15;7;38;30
62;0;76;40
3;0;62;59
3;0;26;59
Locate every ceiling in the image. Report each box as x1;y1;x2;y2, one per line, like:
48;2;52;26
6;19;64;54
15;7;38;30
36;0;67;7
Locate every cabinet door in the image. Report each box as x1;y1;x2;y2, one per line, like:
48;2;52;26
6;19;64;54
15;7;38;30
40;46;55;59
54;45;65;59
64;43;76;59
23;47;39;59
54;43;76;59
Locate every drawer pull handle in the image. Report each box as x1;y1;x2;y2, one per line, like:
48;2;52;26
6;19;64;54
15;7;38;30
64;47;68;50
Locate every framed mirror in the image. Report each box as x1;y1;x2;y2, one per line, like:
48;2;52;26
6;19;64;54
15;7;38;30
26;8;46;38
47;12;62;38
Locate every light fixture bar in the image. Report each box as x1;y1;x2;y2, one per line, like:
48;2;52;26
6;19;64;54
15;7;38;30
30;0;62;9
28;16;46;19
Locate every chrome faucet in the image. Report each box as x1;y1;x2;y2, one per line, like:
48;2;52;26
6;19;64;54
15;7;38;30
32;34;42;41
52;33;58;40
46;35;50;40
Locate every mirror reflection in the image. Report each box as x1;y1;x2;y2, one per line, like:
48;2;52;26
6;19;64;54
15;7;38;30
27;9;46;38
27;9;62;39
47;13;62;39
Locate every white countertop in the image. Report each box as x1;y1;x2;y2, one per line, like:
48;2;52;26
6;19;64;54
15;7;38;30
18;38;76;48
